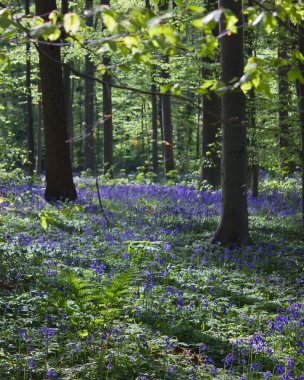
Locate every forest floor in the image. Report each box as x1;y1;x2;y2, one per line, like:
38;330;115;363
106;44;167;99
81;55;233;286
0;175;303;379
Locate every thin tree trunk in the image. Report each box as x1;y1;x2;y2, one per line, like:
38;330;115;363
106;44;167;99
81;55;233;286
202;91;221;187
297;25;304;226
159;0;174;175
201;0;221;188
212;0;248;245
101;0;113;176
146;1;158;173
196;96;201;159
102;55;113;176
62;0;73;163
278;28;295;175
63;63;74;162
62;0;68;14
84;0;95;171
36;0;76;201
246;1;259;198
151;80;158;173
161;62;174;174
25;0;34;175
36;96;43;176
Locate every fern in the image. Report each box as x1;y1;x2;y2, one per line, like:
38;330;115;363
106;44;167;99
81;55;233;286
56;268;134;324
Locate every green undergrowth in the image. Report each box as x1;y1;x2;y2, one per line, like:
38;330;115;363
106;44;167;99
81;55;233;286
0;179;303;379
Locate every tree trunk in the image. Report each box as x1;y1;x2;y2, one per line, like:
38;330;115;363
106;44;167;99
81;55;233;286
201;0;221;188
101;0;113;176
245;1;259;198
212;0;249;245
160;58;174;175
202;91;221;187
36;0;77;201
158;0;174;176
84;0;95;171
36;95;43;176
25;0;34;175
278;28;295;175
297;25;304;226
63;63;74;163
151;80;158;173
102;55;113;176
62;0;74;164
61;0;68;14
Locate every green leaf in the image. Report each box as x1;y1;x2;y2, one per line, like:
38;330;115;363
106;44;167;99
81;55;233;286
102;10;117;32
0;8;12;29
40;215;48;230
240;81;252;93
48;28;61;42
49;10;60;24
64;13;80;34
160;83;174;93
0;52;8;65
287;67;304;84
30;23;59;40
263;13;277;34
187;6;204;13
225;10;238;34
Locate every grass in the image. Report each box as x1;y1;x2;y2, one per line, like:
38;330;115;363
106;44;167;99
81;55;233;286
0;175;303;379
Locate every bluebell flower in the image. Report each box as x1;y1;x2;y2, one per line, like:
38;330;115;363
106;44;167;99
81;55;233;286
47;369;56;378
106;361;113;370
28;358;35;369
250;362;259;371
263;371;272;378
211;367;218;376
71;344;81;353
275;364;285;375
249;333;265;351
199;343;206;353
286;356;294;367
165;366;175;376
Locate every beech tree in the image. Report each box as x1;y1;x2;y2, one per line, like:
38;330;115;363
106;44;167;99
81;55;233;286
296;25;304;225
159;0;174;175
212;0;249;245
278;28;295;175
102;0;113;177
201;0;221;188
36;0;77;201
62;0;74;163
84;0;95;171
25;0;34;175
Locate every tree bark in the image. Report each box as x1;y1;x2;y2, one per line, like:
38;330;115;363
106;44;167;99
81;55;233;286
297;25;304;226
151;77;158;173
160;56;174;175
25;0;34;175
36;0;77;201
212;0;249;245
202;91;221;187
62;0;74;164
201;0;221;188
36;86;43;176
101;0;113;177
159;0;174;175
278;28;295;175
245;1;258;198
84;0;95;171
